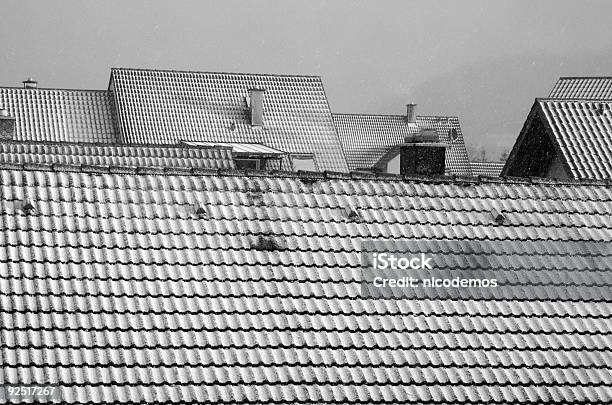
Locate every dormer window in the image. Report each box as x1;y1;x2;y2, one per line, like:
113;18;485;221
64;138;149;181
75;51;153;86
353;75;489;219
235;158;262;170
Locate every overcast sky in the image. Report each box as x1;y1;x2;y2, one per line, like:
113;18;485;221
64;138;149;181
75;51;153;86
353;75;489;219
2;0;611;158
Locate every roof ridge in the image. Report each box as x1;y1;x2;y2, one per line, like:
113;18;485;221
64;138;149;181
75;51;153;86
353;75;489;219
0;86;107;93
1;163;610;187
0;140;232;151
333;113;459;119
558;76;612;80
110;66;323;80
538;97;612;103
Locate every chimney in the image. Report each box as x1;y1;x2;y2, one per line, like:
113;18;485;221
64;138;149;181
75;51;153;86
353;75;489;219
400;129;447;175
23;78;37;89
248;88;265;127
0;107;15;140
406;103;417;123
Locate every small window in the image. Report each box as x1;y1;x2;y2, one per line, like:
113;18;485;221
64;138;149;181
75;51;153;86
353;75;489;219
292;155;317;171
235;158;261;170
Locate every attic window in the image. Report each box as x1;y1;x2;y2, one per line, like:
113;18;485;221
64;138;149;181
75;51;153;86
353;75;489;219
235;158;261;170
195;207;207;218
292;155;317;172
449;128;459;142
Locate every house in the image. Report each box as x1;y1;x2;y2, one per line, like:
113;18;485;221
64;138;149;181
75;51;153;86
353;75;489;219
503;77;612;180
0;70;611;403
0;68;349;173
333;104;472;176
470;161;505;177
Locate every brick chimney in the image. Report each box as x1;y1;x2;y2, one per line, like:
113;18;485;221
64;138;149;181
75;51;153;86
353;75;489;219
248;88;265;127
23;78;38;89
0;108;15;140
406;103;417;124
400;129;447;175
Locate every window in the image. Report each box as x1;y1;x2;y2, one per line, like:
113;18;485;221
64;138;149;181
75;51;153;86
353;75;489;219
235;158;261;170
292;155;317;171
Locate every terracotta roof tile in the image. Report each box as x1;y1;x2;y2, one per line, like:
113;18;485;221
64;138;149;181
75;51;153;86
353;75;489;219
0;87;116;143
550;77;612;99
0;141;235;169
538;98;612;179
471;162;505;177
0;166;610;402
333;114;472;175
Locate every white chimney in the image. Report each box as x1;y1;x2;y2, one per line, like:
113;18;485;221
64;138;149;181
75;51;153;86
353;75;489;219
406;103;417;124
248;88;265;127
23;78;38;89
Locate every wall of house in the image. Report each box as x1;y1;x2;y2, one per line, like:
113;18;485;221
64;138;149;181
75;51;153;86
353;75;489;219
386;154;400;174
546;154;569;179
506;112;556;178
292;155;317;171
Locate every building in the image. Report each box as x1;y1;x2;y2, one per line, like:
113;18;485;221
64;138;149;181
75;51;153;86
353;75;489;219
503;77;612;180
0;70;611;403
0;69;350;173
333;105;472;176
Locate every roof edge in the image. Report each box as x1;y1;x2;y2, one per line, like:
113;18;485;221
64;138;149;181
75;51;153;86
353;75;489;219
0;139;233;151
0;86;108;93
333;113;460;120
0;162;610;187
557;76;612;80
110;66;323;79
537;97;612;103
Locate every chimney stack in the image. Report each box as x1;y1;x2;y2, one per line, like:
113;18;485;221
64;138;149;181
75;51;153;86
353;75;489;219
248;88;265;127
23;78;37;89
406;103;417;124
400;129;446;176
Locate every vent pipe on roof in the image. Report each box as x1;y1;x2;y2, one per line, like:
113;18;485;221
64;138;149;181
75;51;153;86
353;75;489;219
23;78;37;89
406;103;417;124
248;88;265;127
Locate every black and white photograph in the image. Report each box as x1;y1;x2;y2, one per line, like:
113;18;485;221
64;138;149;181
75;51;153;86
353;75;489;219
0;0;611;403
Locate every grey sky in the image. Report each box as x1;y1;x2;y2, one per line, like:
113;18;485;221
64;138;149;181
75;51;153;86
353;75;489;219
2;0;611;158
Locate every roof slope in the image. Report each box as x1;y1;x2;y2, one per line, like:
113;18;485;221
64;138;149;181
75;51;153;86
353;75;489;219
471;161;505;177
110;67;348;172
0;166;611;403
538;98;612;179
333;114;472;175
550;77;612;99
0;141;235;169
0;87;116;143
